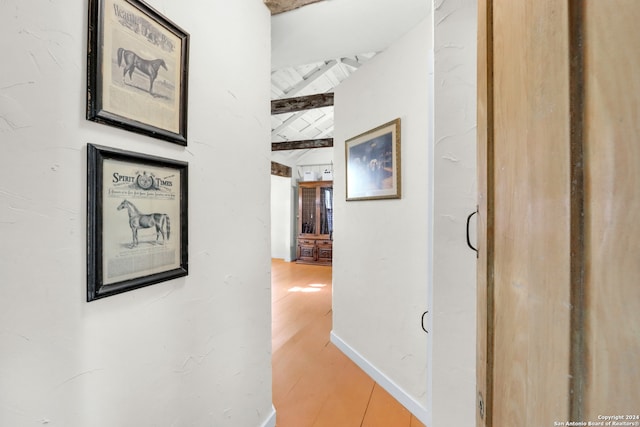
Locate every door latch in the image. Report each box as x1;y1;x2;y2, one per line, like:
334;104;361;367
421;311;429;334
466;208;478;258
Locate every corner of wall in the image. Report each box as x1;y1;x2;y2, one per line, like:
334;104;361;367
331;15;432;422
330;332;430;424
259;406;277;427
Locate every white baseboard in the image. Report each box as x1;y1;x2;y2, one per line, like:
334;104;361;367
259;405;276;427
330;331;430;425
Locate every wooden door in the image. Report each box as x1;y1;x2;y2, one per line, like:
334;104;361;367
477;1;640;426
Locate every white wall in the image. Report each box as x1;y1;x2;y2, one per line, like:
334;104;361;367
0;1;275;426
271;0;428;69
271;175;293;261
332;18;432;422
270;148;333;262
431;1;477;426
332;2;478;424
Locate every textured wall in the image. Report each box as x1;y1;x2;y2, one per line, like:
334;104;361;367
271;0;429;69
332;2;478;424
271;174;293;261
0;1;274;426
431;0;478;426
332;18;431;421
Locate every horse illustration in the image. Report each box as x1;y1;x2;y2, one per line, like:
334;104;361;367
117;47;167;95
117;199;170;248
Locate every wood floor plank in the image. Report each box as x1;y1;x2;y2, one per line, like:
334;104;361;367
311;357;375;426
272;312;335;400
275;344;352;426
411;414;426;427
361;384;412;427
271;259;426;427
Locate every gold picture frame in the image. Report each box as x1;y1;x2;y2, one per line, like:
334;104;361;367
345;118;401;201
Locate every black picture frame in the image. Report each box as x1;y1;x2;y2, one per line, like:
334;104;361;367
345;118;402;201
87;143;188;301
87;0;189;145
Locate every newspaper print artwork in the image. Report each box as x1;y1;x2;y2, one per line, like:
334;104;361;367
103;0;181;132
87;0;189;144
87;144;188;301
102;157;181;285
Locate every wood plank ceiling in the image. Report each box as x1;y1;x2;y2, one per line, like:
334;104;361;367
266;0;375;163
271;54;375;156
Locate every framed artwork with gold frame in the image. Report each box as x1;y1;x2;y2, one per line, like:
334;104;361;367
345;118;401;201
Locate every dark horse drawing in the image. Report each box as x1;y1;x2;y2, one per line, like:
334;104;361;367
117;48;167;95
117;199;170;248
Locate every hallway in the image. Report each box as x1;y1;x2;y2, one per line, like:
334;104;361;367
271;259;425;426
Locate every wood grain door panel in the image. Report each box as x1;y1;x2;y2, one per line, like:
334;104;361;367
477;1;640;425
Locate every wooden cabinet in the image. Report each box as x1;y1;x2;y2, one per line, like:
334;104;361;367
296;181;333;265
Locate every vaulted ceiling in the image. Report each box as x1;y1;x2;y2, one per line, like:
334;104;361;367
267;0;373;160
270;53;375;144
267;0;428;164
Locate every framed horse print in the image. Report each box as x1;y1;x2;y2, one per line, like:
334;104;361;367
87;0;189;145
87;143;188;301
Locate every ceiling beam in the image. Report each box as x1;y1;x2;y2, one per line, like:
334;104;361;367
264;0;324;15
271;64;337;138
272;138;333;151
272;93;334;115
271;161;292;177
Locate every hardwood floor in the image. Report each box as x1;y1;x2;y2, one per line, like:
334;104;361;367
272;259;425;427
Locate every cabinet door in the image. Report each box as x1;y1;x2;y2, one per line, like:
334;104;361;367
297;239;316;262
299;186;317;235
316;240;332;264
318;185;333;237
